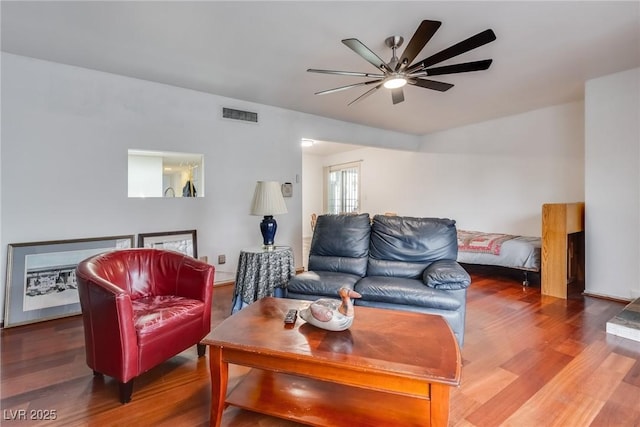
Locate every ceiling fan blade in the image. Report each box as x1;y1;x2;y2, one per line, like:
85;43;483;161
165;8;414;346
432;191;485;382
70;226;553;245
406;29;496;73
307;68;384;78
409;78;454;92
397;20;441;72
422;59;493;76
315;79;383;96
391;88;405;104
348;83;384;106
342;38;393;73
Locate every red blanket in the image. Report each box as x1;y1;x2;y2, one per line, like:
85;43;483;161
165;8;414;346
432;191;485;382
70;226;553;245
457;230;516;255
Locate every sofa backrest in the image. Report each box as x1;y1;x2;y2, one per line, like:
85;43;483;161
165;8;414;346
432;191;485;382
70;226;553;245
367;215;458;278
308;213;371;277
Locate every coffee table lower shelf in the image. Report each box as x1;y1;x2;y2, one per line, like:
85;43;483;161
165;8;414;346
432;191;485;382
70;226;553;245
226;368;431;426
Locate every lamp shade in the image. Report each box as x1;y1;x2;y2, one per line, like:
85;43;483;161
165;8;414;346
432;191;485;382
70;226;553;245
250;181;288;216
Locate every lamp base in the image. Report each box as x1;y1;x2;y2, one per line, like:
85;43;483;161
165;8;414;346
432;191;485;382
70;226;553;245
260;215;278;247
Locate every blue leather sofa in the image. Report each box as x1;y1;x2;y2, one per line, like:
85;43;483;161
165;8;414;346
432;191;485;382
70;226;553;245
286;213;471;346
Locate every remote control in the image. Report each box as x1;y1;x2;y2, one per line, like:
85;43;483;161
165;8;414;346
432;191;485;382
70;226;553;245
284;309;297;324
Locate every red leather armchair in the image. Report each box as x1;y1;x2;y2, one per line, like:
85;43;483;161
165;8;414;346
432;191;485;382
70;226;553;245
76;248;215;403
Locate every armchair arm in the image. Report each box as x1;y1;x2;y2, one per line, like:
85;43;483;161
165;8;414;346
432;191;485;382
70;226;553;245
422;259;471;290
174;257;215;333
174;257;215;302
76;269;139;383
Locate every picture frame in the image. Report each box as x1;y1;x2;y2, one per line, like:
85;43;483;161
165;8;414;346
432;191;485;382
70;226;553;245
137;229;197;258
4;235;134;328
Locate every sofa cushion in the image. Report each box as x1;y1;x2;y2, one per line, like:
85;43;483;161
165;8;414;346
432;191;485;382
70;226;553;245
423;259;472;290
308;213;371;277
367;215;458;278
355;276;462;311
287;271;359;298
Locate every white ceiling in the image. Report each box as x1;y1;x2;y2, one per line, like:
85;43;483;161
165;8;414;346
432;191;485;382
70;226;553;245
2;1;639;137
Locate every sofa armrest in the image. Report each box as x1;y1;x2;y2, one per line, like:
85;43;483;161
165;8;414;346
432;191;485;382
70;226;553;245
422;259;471;290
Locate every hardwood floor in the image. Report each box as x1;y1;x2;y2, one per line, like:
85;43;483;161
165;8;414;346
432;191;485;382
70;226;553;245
2;272;639;426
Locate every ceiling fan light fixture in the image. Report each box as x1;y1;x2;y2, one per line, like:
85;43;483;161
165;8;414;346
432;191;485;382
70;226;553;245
383;76;407;89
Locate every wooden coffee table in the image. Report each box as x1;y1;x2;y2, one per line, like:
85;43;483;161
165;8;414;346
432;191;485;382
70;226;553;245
202;297;461;426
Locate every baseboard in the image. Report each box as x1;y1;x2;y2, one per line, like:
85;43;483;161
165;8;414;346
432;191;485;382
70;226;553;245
582;291;631;304
214;281;234;287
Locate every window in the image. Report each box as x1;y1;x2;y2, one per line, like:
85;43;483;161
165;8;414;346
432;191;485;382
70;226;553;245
325;161;361;214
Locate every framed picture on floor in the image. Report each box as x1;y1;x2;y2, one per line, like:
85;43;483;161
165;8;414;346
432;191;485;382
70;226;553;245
137;229;197;258
4;235;134;328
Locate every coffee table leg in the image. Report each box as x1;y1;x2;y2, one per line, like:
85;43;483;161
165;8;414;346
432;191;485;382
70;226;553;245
430;383;451;427
209;345;228;427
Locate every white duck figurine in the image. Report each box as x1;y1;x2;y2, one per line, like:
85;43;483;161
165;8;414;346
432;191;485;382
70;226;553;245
299;287;362;331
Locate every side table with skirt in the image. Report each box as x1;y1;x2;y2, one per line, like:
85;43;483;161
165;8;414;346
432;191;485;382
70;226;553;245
231;246;295;314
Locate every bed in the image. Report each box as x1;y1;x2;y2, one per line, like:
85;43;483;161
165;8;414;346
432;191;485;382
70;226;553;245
456;230;541;286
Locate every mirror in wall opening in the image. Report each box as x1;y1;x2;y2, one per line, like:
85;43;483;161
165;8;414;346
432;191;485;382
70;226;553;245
128;150;204;198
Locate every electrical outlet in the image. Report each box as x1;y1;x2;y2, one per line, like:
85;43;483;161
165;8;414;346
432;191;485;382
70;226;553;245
218;254;226;264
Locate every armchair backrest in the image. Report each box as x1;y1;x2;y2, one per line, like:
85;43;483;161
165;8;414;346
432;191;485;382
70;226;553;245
308;213;371;277
368;215;458;278
78;249;213;301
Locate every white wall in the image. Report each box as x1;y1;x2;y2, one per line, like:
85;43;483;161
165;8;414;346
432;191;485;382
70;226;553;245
585;68;640;300
310;102;584;237
0;53;418;320
301;153;324;238
419;102;585;236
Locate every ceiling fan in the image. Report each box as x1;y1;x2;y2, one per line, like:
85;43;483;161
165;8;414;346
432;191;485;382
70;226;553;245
307;20;496;105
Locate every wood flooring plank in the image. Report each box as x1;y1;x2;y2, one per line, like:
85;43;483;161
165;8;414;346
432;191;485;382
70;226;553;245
552;337;587;357
589;381;640;426
502;341;635;426
623;359;640;388
465;348;574;426
540;394;603;427
458;367;517;405
450;391;482;426
578;352;636;400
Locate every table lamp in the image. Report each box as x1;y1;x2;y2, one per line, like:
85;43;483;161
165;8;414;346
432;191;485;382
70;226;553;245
250;181;288;249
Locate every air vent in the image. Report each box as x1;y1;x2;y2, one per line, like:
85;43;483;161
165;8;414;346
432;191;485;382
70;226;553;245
222;107;258;123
